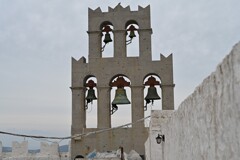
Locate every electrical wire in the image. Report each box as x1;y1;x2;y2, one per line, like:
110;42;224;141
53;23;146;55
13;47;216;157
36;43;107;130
0;131;70;140
72;115;150;139
0;116;151;141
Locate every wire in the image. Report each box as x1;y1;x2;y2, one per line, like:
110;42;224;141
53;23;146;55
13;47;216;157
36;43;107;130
0;116;151;141
72;116;150;139
0;131;70;140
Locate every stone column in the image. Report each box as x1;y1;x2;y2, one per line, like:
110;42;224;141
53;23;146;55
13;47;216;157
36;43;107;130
113;30;126;58
131;86;148;155
97;86;111;128
88;31;102;60
161;84;174;110
131;86;145;128
71;87;86;134
139;29;152;61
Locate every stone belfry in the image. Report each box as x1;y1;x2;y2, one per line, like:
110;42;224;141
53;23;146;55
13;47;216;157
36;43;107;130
70;4;174;159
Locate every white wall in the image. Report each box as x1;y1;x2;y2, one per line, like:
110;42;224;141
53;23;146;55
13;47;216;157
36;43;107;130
1;141;70;160
39;142;59;156
11;141;28;157
145;41;240;160
145;111;173;160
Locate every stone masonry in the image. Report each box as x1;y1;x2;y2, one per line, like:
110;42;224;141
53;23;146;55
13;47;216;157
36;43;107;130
71;4;174;159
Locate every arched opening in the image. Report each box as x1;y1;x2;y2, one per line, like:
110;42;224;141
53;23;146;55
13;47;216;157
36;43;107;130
84;76;98;128
100;21;114;58
110;75;132;127
143;74;162;127
125;20;139;57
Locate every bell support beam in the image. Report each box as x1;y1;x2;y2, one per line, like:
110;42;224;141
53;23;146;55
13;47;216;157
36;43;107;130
139;29;152;61
131;86;145;128
97;86;111;128
88;31;102;60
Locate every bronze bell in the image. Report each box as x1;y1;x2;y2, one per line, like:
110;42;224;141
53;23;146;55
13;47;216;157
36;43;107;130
112;88;130;105
129;30;136;39
127;25;137;39
86;88;97;104
103;32;112;44
145;86;161;104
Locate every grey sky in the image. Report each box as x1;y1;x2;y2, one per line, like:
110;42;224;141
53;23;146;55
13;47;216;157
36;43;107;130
0;0;240;148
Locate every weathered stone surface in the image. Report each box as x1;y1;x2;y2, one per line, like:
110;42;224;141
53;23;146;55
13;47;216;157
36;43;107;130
39;142;59;156
11;141;28;157
145;41;240;160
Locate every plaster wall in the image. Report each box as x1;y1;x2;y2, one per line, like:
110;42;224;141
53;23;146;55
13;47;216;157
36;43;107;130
145;42;240;160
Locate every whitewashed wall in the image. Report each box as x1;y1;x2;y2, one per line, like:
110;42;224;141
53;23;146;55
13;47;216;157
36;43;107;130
145;42;240;160
145;111;173;160
1;141;72;160
39;142;59;156
11;141;28;158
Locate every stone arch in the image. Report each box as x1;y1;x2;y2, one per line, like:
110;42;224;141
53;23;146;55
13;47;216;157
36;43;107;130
125;20;140;57
74;155;84;159
84;75;98;128
125;20;139;29
143;73;162;126
109;74;131;86
143;73;162;84
100;21;114;30
100;21;114;57
109;74;132;127
83;75;96;86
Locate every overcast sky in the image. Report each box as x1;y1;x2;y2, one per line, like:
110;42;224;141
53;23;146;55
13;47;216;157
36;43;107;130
0;0;240;148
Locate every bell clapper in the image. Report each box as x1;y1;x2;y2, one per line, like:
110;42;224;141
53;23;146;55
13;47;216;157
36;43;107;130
126;38;133;45
101;43;107;52
111;104;118;115
87;102;93;113
85;104;88;110
144;99;154;111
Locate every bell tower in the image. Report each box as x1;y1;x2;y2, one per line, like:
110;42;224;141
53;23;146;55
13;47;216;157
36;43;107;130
71;4;174;159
